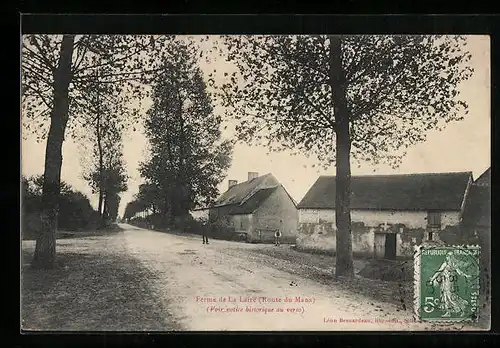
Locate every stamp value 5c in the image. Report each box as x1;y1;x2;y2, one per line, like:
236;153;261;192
414;245;480;322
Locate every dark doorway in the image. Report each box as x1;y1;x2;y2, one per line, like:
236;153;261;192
384;233;397;260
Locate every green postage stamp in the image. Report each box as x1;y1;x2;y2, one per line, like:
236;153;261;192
414;245;480;322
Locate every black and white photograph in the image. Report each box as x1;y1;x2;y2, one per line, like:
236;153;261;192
21;32;491;331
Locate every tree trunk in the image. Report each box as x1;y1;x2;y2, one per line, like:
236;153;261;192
175;86;187;219
97;194;103;216
102;192;108;220
165;198;172;226
329;35;355;278
96;81;104;217
32;34;75;269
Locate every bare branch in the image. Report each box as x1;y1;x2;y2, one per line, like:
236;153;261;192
22;45;55;73
72;42;149;75
22;60;53;86
72;37;90;73
29;36;57;72
24;84;53;109
74;66;165;84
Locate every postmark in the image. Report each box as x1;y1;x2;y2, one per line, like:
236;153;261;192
414;245;480;322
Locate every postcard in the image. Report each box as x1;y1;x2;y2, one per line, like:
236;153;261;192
21;31;491;331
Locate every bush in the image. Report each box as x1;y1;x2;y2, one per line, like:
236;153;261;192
183;218;206;235
58;191;101;231
174;215;245;242
129;217;150;229
21;212;41;240
128;213;250;243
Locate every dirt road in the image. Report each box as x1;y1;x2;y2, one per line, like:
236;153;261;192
118;224;440;331
22;224;484;331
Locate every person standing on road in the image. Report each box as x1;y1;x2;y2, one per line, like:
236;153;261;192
275;222;282;246
202;227;209;245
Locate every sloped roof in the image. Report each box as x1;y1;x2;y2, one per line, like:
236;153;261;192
213;173;279;207
462;184;491;227
474;167;491;187
297;172;472;211
227;187;278;215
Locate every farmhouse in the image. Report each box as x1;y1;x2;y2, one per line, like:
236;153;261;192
190;207;209;221
461;167;491;270
296;172;473;259
205;172;298;243
462;167;490;234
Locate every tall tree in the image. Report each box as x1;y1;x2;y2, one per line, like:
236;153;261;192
214;35;474;277
123;199;140;221
21;34;169;268
101;163;128;220
24;35;75;269
79;80;129;220
104;192;121;222
140;41;233;225
135;183;163;215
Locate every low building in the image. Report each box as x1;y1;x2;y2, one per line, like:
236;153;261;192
461;167;490;235
190;208;209;221
461;167;491;273
296;172;473;259
208;172;298;243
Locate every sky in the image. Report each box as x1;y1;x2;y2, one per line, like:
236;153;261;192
21;35;491;218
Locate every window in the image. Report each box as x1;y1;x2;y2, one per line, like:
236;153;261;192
427;211;442;228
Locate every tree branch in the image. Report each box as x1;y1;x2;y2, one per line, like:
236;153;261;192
250;70;335;130
72;41;150;75
74;66;166;84
29;37;57;72
72;37;90;73
344;36;369;81
22;62;53;87
345;37;389;85
273;37;329;81
220;84;329;129
350;66;408;120
22;53;53;75
298;86;336;130
24;84;53;109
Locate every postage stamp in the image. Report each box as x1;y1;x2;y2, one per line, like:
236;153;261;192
414;245;480;322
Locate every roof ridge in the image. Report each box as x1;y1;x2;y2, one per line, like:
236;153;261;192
299;171;472;210
318;171;472;178
278;183;298;207
231;172;273;186
223;173;266;191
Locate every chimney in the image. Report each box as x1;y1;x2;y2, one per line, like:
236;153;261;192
248;172;259;181
228;180;238;190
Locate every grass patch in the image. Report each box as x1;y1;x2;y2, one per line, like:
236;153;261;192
21;234;180;331
22;224;125;241
245;245;413;309
249;245;490;327
357;259;414;282
293;245;336;256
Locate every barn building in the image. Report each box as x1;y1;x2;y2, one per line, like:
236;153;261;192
296;172;473;259
204;172;298;243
